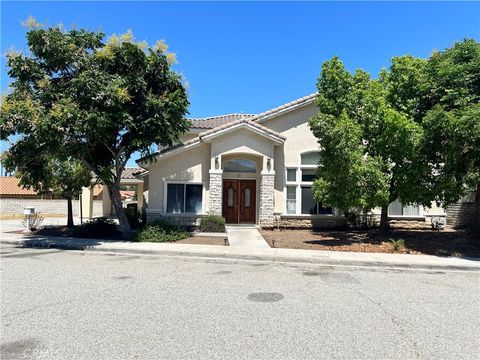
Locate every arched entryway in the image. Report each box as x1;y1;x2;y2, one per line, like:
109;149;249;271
221;156;260;224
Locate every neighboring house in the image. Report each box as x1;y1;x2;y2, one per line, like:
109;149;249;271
120;190;136;201
0;176;103;217
138;94;448;228
80;167;145;219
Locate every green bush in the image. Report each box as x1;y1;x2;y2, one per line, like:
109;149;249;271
199;215;226;233
134;219;189;243
390;238;406;252
74;218;120;238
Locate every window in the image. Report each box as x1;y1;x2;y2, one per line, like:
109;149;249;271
286;186;296;214
301;152;320;165
286;169;296;182
185;185;203;213
227;188;234;207
301;168;317;182
301;187;332;215
245;189;251;208
166;183;203;213
223;159;256;173
388;199;420;216
284;151;333;216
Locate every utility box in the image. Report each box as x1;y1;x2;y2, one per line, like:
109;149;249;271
23;206;35;215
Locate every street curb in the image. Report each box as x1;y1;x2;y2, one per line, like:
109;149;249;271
2;236;479;272
88;247;480;272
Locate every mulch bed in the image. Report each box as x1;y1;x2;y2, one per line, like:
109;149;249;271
260;228;480;258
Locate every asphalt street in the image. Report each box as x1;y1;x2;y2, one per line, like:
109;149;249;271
1;245;479;360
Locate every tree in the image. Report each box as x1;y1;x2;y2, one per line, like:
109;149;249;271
419;40;480;236
1;22;190;237
3;144;91;228
310;39;480;235
311;112;390;219
309;57;426;233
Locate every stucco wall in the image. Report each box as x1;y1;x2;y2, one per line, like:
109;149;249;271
0;198;103;217
210;128;275;160
147;143;211;212
263;103;321;213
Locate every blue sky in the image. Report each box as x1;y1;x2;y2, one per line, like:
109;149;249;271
1;1;479;165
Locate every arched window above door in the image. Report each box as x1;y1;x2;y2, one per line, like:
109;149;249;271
223;159;256;173
301;151;320;165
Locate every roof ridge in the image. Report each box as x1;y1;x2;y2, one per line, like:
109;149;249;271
251;93;317;123
188;113;256;121
198;117;286;140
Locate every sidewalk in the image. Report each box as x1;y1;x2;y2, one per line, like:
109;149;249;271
226;225;270;248
2;232;479;272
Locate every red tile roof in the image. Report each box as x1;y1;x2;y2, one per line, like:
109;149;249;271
120;190;135;199
188;114;256;129
0;176;38;196
187;93;317;129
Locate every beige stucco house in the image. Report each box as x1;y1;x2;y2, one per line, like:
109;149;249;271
138;94;446;228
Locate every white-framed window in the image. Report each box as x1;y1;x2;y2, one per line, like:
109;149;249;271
286;186;296;214
388;199;421;217
286;168;297;182
166;183;203;214
284;151;333;215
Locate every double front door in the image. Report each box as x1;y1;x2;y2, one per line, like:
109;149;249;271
222;180;256;223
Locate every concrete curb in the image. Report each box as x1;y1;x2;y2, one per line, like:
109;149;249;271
1;235;479;272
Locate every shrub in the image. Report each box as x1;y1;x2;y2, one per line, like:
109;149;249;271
199;215;226;233
74;218;120;238
134;219;189;243
22;212;44;231
390;238;406;252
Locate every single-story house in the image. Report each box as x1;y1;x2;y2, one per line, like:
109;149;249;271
138;93;449;228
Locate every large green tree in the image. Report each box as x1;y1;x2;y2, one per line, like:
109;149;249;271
419;40;480;235
310;58;427;233
1;22;190;237
310;39;479;234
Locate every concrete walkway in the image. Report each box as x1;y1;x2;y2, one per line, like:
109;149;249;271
225;225;270;248
1;232;479;272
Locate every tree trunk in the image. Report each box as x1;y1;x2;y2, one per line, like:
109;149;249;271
66;197;74;228
474;183;480;240
379;205;390;234
107;183;132;238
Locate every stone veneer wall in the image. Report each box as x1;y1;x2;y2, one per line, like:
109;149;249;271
259;174;275;227
0;198;103;217
277;216;451;230
278;216;348;229
145;209;162;224
145;210;205;227
208;171;223;216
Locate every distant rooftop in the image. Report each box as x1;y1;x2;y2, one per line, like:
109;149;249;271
0;176;37;197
